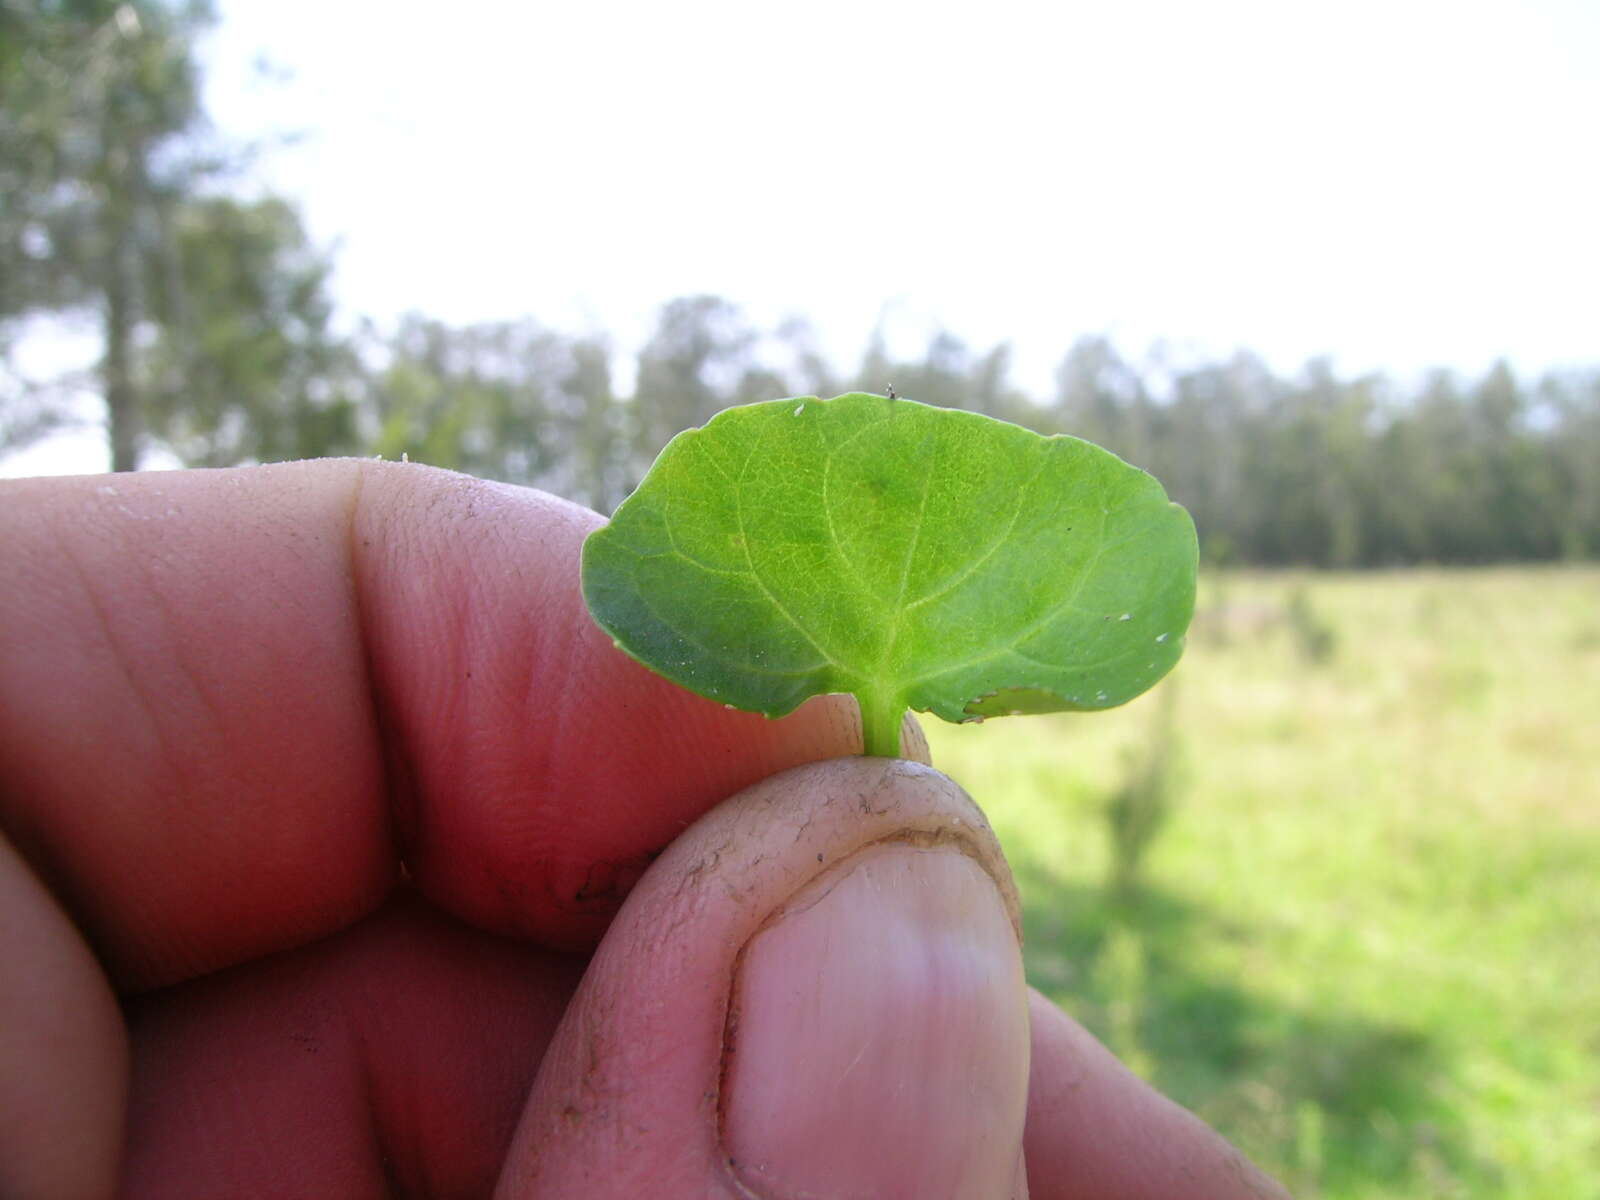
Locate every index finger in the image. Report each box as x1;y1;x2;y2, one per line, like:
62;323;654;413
0;460;880;991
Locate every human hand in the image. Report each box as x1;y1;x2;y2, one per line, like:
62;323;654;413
0;460;1288;1198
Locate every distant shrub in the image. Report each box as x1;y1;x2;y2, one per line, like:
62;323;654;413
1106;683;1184;897
1288;585;1338;664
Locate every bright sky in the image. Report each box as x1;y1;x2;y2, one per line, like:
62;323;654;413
6;0;1597;477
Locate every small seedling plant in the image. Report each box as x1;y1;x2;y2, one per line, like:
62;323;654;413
582;392;1196;758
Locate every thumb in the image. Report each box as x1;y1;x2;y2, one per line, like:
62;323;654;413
496;757;1032;1199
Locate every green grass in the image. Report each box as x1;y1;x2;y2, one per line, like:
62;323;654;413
925;566;1600;1199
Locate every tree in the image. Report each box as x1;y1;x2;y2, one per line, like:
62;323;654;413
848;327;1027;426
558;336;628;513
364;314;623;507
1157;351;1271;561
1;0;217;471
137;195;359;465
628;296;761;479
1467;361;1558;559
773;315;842;400
1049;335;1146;452
1540;370;1600;559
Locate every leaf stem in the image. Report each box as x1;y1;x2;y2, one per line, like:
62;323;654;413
859;690;904;758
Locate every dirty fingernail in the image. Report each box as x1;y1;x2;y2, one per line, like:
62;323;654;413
721;843;1030;1198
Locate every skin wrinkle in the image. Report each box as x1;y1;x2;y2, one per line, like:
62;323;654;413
14;518;203;980
343;459;409;880
339;985;398;1199
61;546;165;782
360;467;521;936
2;465;382;989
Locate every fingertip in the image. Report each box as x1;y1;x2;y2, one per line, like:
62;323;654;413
496;757;1025;1198
0;835;126;1199
901;709;932;764
341;462;877;949
1024;989;1290;1200
0;461;870;988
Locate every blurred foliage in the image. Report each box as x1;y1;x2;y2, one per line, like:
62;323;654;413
1;0;218;469
139;194;360;465
1287;585;1339;665
1105;679;1183;898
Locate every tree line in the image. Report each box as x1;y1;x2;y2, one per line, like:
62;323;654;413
4;1;1597;565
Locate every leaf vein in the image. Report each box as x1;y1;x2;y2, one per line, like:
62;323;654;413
902;455;1049;615
879;444;939;680
603;543;831;681
820;414;893;599
734;427;850;675
903;502;1113;687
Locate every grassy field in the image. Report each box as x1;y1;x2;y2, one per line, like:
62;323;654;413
924;567;1600;1199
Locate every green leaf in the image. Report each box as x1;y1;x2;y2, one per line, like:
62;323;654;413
581;392;1197;756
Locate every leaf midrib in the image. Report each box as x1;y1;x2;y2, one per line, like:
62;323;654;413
874;450;939;698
